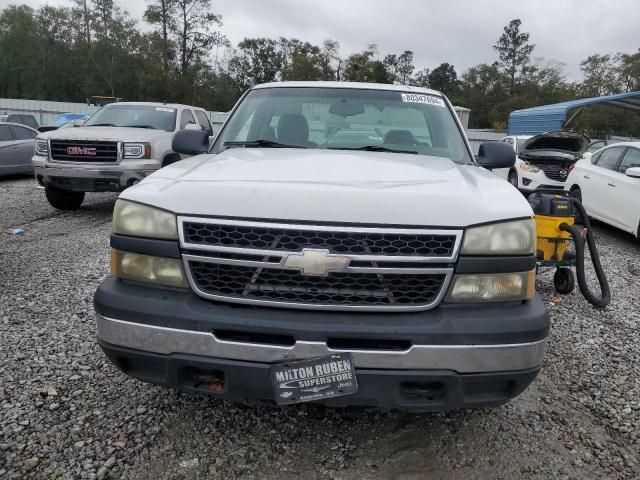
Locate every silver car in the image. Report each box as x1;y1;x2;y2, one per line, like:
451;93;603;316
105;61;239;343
0;122;37;176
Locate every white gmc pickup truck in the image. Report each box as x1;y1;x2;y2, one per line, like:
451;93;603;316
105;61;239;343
32;102;213;210
95;82;549;411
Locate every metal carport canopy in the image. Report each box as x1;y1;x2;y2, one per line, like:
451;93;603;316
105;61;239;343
507;91;640;135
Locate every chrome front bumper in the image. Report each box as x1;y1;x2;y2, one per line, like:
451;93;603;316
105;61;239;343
33;160;159;191
96;314;546;373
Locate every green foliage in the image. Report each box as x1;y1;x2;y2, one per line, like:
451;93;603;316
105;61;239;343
0;5;638;135
427;63;462;103
342;44;379;82
493;18;535;94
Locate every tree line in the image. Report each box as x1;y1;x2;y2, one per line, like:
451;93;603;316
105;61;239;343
1;2;639;134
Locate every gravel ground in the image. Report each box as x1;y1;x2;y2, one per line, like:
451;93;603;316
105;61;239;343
1;176;639;480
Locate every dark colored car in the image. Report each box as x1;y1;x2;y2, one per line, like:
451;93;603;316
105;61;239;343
0;122;38;176
0;113;39;129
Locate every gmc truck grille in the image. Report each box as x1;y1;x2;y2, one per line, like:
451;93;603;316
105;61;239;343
50;140;118;163
178;218;462;312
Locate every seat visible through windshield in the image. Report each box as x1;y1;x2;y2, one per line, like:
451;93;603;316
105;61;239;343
214;87;471;164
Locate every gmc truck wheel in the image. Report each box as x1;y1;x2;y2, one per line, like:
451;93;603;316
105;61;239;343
45;186;85;210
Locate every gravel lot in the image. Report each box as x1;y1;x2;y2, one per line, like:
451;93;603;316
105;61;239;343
1;176;639;480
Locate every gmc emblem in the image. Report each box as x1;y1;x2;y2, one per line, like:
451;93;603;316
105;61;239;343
67;146;97;155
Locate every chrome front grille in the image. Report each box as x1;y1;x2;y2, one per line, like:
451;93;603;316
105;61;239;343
178;218;462;312
183;221;457;257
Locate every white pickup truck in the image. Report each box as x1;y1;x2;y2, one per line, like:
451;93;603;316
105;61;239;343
32;102;213;210
95;82;549;411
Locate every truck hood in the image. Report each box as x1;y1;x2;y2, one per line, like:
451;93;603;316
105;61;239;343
120;148;533;227
38;126;169;142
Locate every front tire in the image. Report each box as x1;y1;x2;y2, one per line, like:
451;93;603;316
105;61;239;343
569;187;582;203
162;154;181;168
554;267;575;295
45;186;85;210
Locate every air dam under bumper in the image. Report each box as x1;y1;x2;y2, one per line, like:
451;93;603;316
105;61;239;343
94;278;549;411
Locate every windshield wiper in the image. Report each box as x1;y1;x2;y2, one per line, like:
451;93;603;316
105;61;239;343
329;145;418;155
223;139;305;149
89;123;116;127
124;125;157;129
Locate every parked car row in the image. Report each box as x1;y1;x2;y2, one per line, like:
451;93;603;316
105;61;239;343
2;83;637;413
2;99;637;241
495;132;639;239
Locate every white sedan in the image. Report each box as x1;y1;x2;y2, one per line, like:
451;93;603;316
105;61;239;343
565;142;640;238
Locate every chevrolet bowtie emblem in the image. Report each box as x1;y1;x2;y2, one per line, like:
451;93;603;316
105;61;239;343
283;249;350;276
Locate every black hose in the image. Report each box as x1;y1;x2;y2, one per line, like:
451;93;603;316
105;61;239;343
559;198;610;308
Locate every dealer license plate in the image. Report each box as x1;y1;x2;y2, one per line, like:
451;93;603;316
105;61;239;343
271;353;358;405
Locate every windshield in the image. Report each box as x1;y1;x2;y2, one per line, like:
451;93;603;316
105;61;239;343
586;141;606;153
213;87;472;164
84;105;177;131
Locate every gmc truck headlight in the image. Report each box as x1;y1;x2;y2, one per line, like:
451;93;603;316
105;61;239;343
447;270;535;302
35;139;49;156
111;250;187;288
112;200;177;239
123;142;151;159
461;219;535;255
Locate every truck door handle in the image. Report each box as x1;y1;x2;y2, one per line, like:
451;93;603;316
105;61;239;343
607;183;616;187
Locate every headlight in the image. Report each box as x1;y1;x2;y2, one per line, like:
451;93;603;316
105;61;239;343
447;270;535;302
462;219;535;255
35;139;49;156
112;199;177;239
111;250;187;288
519;161;540;173
123;142;151;159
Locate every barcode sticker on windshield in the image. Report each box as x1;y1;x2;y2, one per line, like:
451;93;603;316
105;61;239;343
155;107;175;112
401;93;446;108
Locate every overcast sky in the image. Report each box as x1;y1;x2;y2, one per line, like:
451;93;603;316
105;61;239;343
10;0;640;80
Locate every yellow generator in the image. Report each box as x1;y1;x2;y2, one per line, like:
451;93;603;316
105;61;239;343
528;191;610;307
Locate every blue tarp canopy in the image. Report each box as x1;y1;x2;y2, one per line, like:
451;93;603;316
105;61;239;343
507;91;640;135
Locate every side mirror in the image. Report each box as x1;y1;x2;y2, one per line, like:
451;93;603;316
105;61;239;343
582;152;593;162
625;167;640;178
475;142;516;170
172;129;209;155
